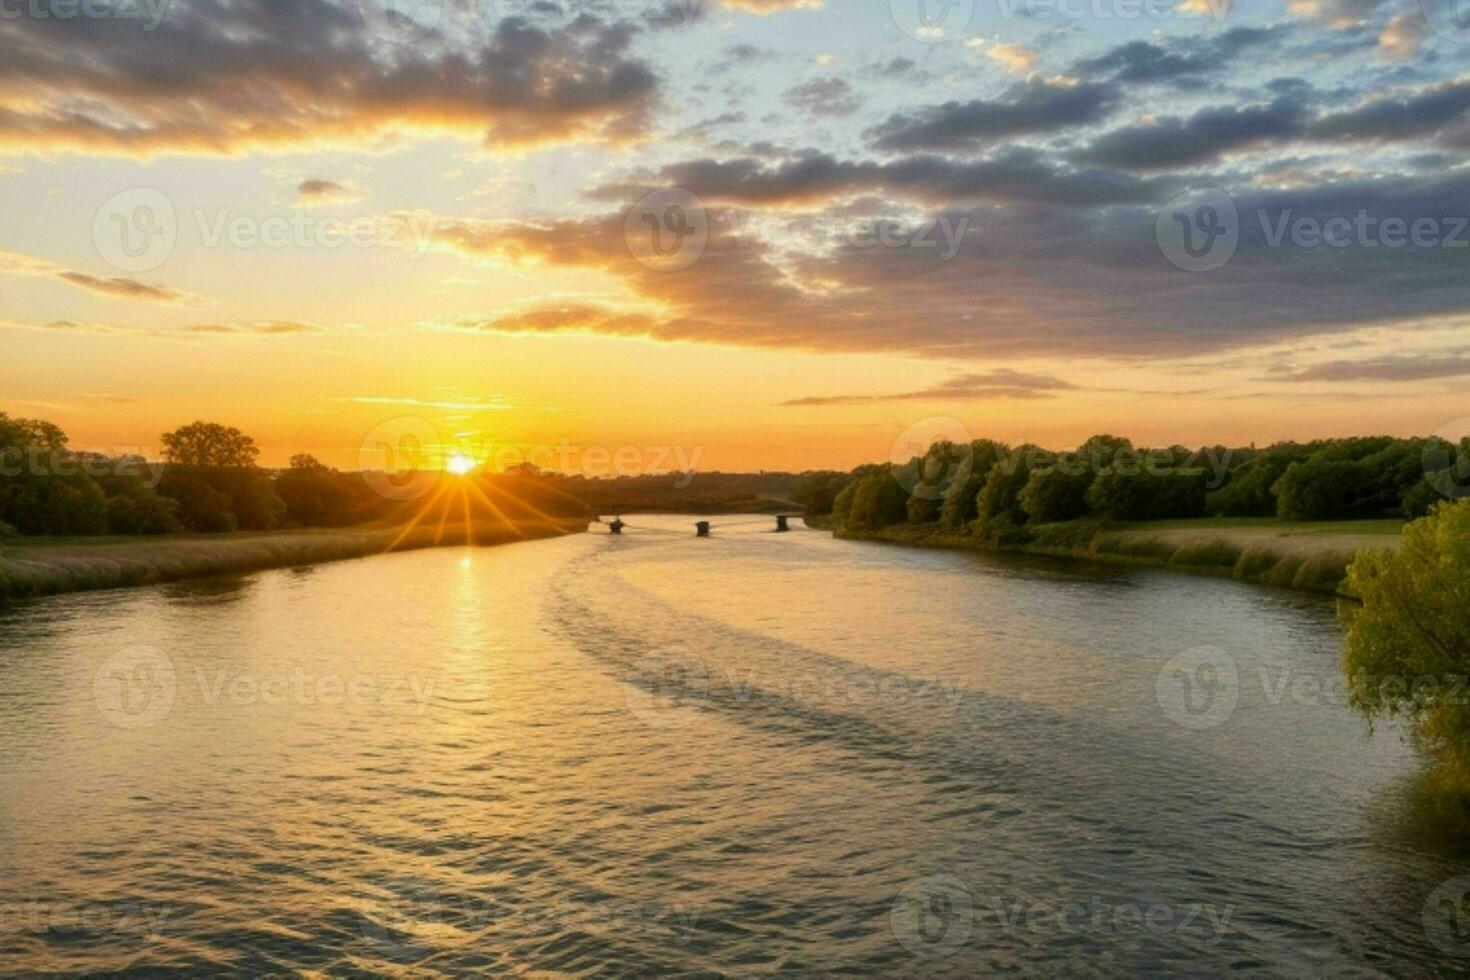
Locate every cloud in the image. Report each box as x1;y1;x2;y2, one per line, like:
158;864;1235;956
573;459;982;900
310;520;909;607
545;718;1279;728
0;250;185;303
1289;0;1390;28
784;78;860;118
984;42;1038;74
1078;76;1470;169
780;370;1077;406
593;148;1172;208
719;0;823;12
340;395;512;411
450;303;663;338
296;179;368;207
1074;29;1276;85
26;319;322;337
55;272;185;303
0;4;660;157
418;166;1470;363
1378;11;1428;59
867;79;1118;152
1310;78;1470;144
1273;354;1470;381
1077;98;1310;170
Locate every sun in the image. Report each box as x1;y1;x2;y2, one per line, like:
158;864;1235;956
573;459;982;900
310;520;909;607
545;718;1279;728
445;453;476;476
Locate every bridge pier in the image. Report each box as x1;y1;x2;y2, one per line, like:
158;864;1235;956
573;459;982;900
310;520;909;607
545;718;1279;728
695;521;711;537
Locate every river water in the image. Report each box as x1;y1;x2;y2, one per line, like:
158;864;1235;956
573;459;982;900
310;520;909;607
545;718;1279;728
1;515;1466;974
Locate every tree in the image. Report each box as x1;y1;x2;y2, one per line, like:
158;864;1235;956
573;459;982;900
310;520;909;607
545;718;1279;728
161;422;260;467
847;471;909;530
906;495;939;524
792;472;845;516
975;445;1050;539
1019;461;1092;524
939;439;1007;531
1205;444;1308;516
0;412;108;535
275;457;363;527
289;453;329;471
1087;467;1210;520
1342;502;1470;820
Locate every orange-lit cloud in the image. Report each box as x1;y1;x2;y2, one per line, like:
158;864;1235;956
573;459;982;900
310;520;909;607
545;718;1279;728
0;250;186;303
0;4;659;157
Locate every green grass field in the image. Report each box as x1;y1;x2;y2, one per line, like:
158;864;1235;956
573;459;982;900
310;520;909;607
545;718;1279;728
1118;517;1404;536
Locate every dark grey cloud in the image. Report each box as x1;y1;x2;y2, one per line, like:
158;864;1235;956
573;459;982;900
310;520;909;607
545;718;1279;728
784;78;860;118
56;272;184;303
780;370;1077;406
1074;28;1276;85
435;167;1470;362
1077;98;1310;170
1311;78;1470;143
1273;354;1470;381
867;80;1119;152
592;148;1174;207
861;57;921;79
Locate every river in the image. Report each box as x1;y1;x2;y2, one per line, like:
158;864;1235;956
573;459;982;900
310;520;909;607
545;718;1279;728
1;515;1466;973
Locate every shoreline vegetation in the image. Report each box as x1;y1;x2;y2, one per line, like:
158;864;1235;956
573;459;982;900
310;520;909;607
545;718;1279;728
0;518;590;601
0;414;601;601
796;431;1465;599
829;517;1403;597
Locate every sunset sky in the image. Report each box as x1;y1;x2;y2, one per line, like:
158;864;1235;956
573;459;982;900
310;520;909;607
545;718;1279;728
3;0;1469;471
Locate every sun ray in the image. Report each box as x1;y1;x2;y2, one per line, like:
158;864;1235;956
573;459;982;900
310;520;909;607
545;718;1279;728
466;480;524;537
481;479;565;529
385;479;450;552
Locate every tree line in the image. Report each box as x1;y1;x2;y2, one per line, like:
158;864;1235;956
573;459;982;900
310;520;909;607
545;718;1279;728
801;434;1469;537
0;414;588;538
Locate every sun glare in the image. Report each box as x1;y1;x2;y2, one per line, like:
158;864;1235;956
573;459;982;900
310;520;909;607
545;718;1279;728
445;453;476;476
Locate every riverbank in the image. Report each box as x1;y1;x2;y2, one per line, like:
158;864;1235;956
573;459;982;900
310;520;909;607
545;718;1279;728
0;517;590;601
833;517;1403;597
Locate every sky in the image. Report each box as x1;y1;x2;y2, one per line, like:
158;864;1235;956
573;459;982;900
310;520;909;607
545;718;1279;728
2;0;1469;472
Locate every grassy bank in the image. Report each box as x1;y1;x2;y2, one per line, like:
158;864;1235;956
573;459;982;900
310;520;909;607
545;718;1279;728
834;517;1403;597
0;517;589;601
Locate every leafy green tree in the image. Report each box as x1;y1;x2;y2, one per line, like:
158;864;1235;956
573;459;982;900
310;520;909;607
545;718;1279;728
1206;443;1309;516
1342;502;1470;818
1273;458;1375;520
792;472;845;516
0;412;109;535
831;480;858;528
275;455;364;527
1019;459;1091;524
939;439;1007;530
161;422;260;467
906;495;939;524
156;421;281;532
1087;466;1209;520
975;445;1050;539
847;471;909;530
